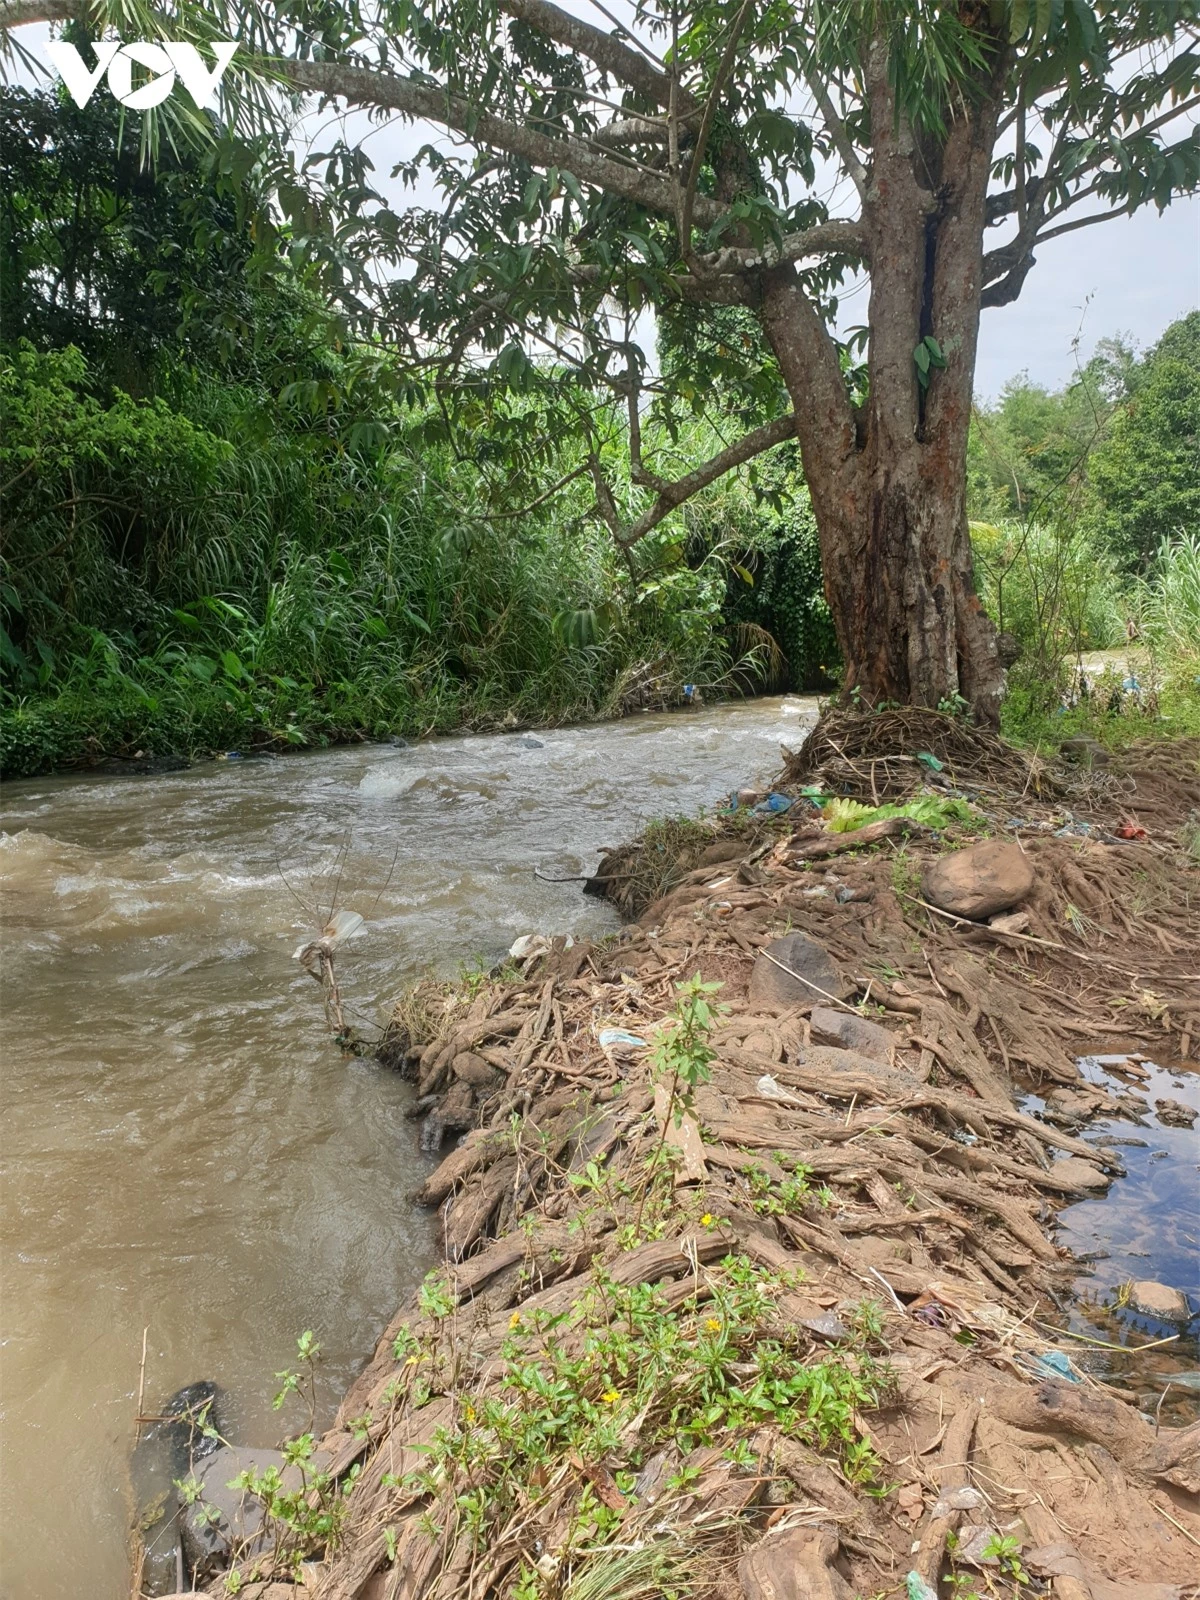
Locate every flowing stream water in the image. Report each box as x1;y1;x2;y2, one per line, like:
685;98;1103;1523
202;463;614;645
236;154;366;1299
0;696;819;1600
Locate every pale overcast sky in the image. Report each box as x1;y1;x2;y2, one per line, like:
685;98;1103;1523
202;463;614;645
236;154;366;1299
10;18;1199;400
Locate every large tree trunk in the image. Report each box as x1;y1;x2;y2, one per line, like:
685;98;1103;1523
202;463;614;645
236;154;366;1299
818;456;1004;722
757;41;1008;725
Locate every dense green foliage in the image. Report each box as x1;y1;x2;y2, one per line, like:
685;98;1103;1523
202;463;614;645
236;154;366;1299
0;338;756;775
1089;315;1200;567
963;313;1200;745
0;85;825;777
968;315;1200;567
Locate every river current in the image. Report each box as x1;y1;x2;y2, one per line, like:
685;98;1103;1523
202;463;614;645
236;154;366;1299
0;696;819;1599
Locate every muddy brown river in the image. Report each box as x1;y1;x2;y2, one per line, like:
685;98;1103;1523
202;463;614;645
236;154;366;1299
0;697;818;1600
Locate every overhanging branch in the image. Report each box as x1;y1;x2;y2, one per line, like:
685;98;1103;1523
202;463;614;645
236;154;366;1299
277;58;722;228
593;413;797;550
497;0;694;115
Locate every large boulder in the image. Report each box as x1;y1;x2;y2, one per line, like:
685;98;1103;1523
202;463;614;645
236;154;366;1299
748;933;853;1009
922;840;1034;921
180;1445;331;1575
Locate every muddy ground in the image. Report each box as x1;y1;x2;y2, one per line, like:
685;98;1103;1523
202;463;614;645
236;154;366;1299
157;714;1200;1600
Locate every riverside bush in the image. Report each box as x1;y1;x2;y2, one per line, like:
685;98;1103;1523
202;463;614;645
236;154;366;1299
0;345;753;773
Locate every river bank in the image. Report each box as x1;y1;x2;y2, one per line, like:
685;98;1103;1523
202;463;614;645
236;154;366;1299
0;697;826;1599
158;713;1200;1600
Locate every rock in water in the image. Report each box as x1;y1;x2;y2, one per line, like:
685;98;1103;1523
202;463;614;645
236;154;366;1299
809;1005;894;1063
130;1381;224;1597
748;933;853;1008
180;1445;331;1577
922;840;1035;921
739;1525;852;1600
1049;1157;1111;1192
1128;1280;1191;1320
1155;1098;1197;1128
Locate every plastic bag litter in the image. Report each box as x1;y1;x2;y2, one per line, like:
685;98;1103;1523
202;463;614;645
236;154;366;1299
753;792;794;814
756;1074;806;1106
598;1028;647;1057
1025;1348;1081;1383
293;910;365;977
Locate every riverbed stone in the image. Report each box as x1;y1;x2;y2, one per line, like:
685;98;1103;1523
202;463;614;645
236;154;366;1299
1128;1280;1191;1320
180;1445;331;1572
1154;1098;1197;1128
1048;1157;1111;1192
922;839;1035;921
809;1005;894;1063
748;933;853;1008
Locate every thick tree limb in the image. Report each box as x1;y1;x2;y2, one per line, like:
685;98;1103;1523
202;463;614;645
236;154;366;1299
695;218;868;274
592;413;797;549
496;0;694;115
275;58;723;228
591;115;670;148
0;0;78;26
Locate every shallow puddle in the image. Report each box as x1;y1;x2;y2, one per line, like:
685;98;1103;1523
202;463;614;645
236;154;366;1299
1046;1055;1200;1418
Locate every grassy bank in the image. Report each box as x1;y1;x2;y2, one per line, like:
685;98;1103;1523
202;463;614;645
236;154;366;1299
2;346;794;777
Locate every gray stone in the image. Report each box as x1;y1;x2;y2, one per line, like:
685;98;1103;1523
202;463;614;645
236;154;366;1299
1128;1280;1191;1320
748;933;853;1009
922;840;1035;921
451;1051;503;1088
797;1311;848;1342
1060;735;1110;768
1154;1098;1197;1128
809;1005;894;1063
181;1445;330;1572
1049;1157;1111;1192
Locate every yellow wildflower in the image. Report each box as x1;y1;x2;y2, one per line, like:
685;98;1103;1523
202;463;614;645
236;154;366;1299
601;1389;620;1404
700;1213;714;1228
509;1312;521;1329
705;1318;722;1332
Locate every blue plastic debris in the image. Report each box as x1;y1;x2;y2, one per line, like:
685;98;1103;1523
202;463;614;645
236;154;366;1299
907;1573;938;1600
1030;1349;1081;1383
753;792;794;815
598;1028;647;1051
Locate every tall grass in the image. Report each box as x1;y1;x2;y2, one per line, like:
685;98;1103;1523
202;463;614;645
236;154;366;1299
1133;534;1200;672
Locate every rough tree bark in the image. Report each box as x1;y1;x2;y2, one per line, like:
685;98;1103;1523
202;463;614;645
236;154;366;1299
759;43;1008;723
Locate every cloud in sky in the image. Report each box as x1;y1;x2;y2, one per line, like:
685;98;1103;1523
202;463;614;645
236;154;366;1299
974;195;1199;400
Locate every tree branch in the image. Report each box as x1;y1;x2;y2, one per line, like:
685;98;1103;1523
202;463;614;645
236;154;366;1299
804;67;868;205
496;0;695;114
276;58;722;228
0;0;78;26
695;217;868;274
679;0;753;264
594;413;798;549
1035;203;1136;244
